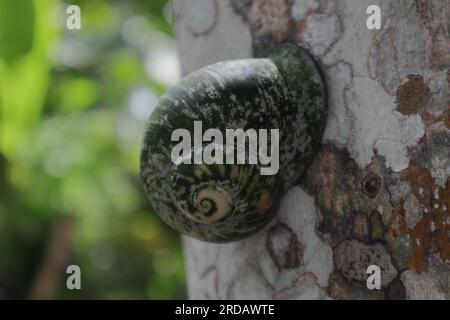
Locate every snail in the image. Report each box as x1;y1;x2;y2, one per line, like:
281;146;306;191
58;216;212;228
140;44;327;242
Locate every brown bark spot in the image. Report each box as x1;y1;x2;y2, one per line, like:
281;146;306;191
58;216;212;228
301;145;359;245
328;272;385;300
351;210;384;243
370;210;385;242
328;272;349;300
266;223;304;269
399;162;450;271
395;74;431;115
352;212;369;241
385;203;408;239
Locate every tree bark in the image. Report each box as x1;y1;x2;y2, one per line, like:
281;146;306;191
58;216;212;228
30;216;76;300
172;0;450;299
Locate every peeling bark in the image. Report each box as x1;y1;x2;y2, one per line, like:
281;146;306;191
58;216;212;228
173;0;450;299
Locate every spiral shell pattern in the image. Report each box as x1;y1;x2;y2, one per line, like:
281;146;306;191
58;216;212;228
140;45;326;242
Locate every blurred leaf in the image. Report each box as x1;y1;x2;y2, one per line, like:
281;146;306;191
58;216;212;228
52;76;100;112
0;0;60;159
0;0;35;64
148;276;176;300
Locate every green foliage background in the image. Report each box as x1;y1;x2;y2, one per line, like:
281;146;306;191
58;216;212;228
0;0;186;299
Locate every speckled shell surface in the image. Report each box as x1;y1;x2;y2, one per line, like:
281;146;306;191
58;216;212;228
140;45;326;242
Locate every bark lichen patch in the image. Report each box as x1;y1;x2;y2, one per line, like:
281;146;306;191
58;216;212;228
410;124;450;188
266;223;304;269
395;74;431;115
422;71;450;122
396;125;449;269
385;172;412;206
399;159;450;271
401;255;450;299
334;240;398;288
384;203;411;270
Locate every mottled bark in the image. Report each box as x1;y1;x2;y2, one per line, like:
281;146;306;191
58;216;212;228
173;0;449;299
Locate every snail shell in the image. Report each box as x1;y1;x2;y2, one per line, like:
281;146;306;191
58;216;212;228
140;45;326;242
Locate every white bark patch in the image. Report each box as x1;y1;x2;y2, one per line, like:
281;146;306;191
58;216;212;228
226;264;272;299
321;0;378;77
323;62;354;144
313;2;425;170
274;273;327;300
291;0;319;20
296;14;341;57
373;140;409;172
173;0;252;75
344;77;425;171
178;0;217;35
272;187;333;289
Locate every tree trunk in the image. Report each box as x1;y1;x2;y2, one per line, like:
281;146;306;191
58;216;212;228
172;0;450;299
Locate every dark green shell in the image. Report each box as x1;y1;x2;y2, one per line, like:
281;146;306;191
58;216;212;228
140;45;326;242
